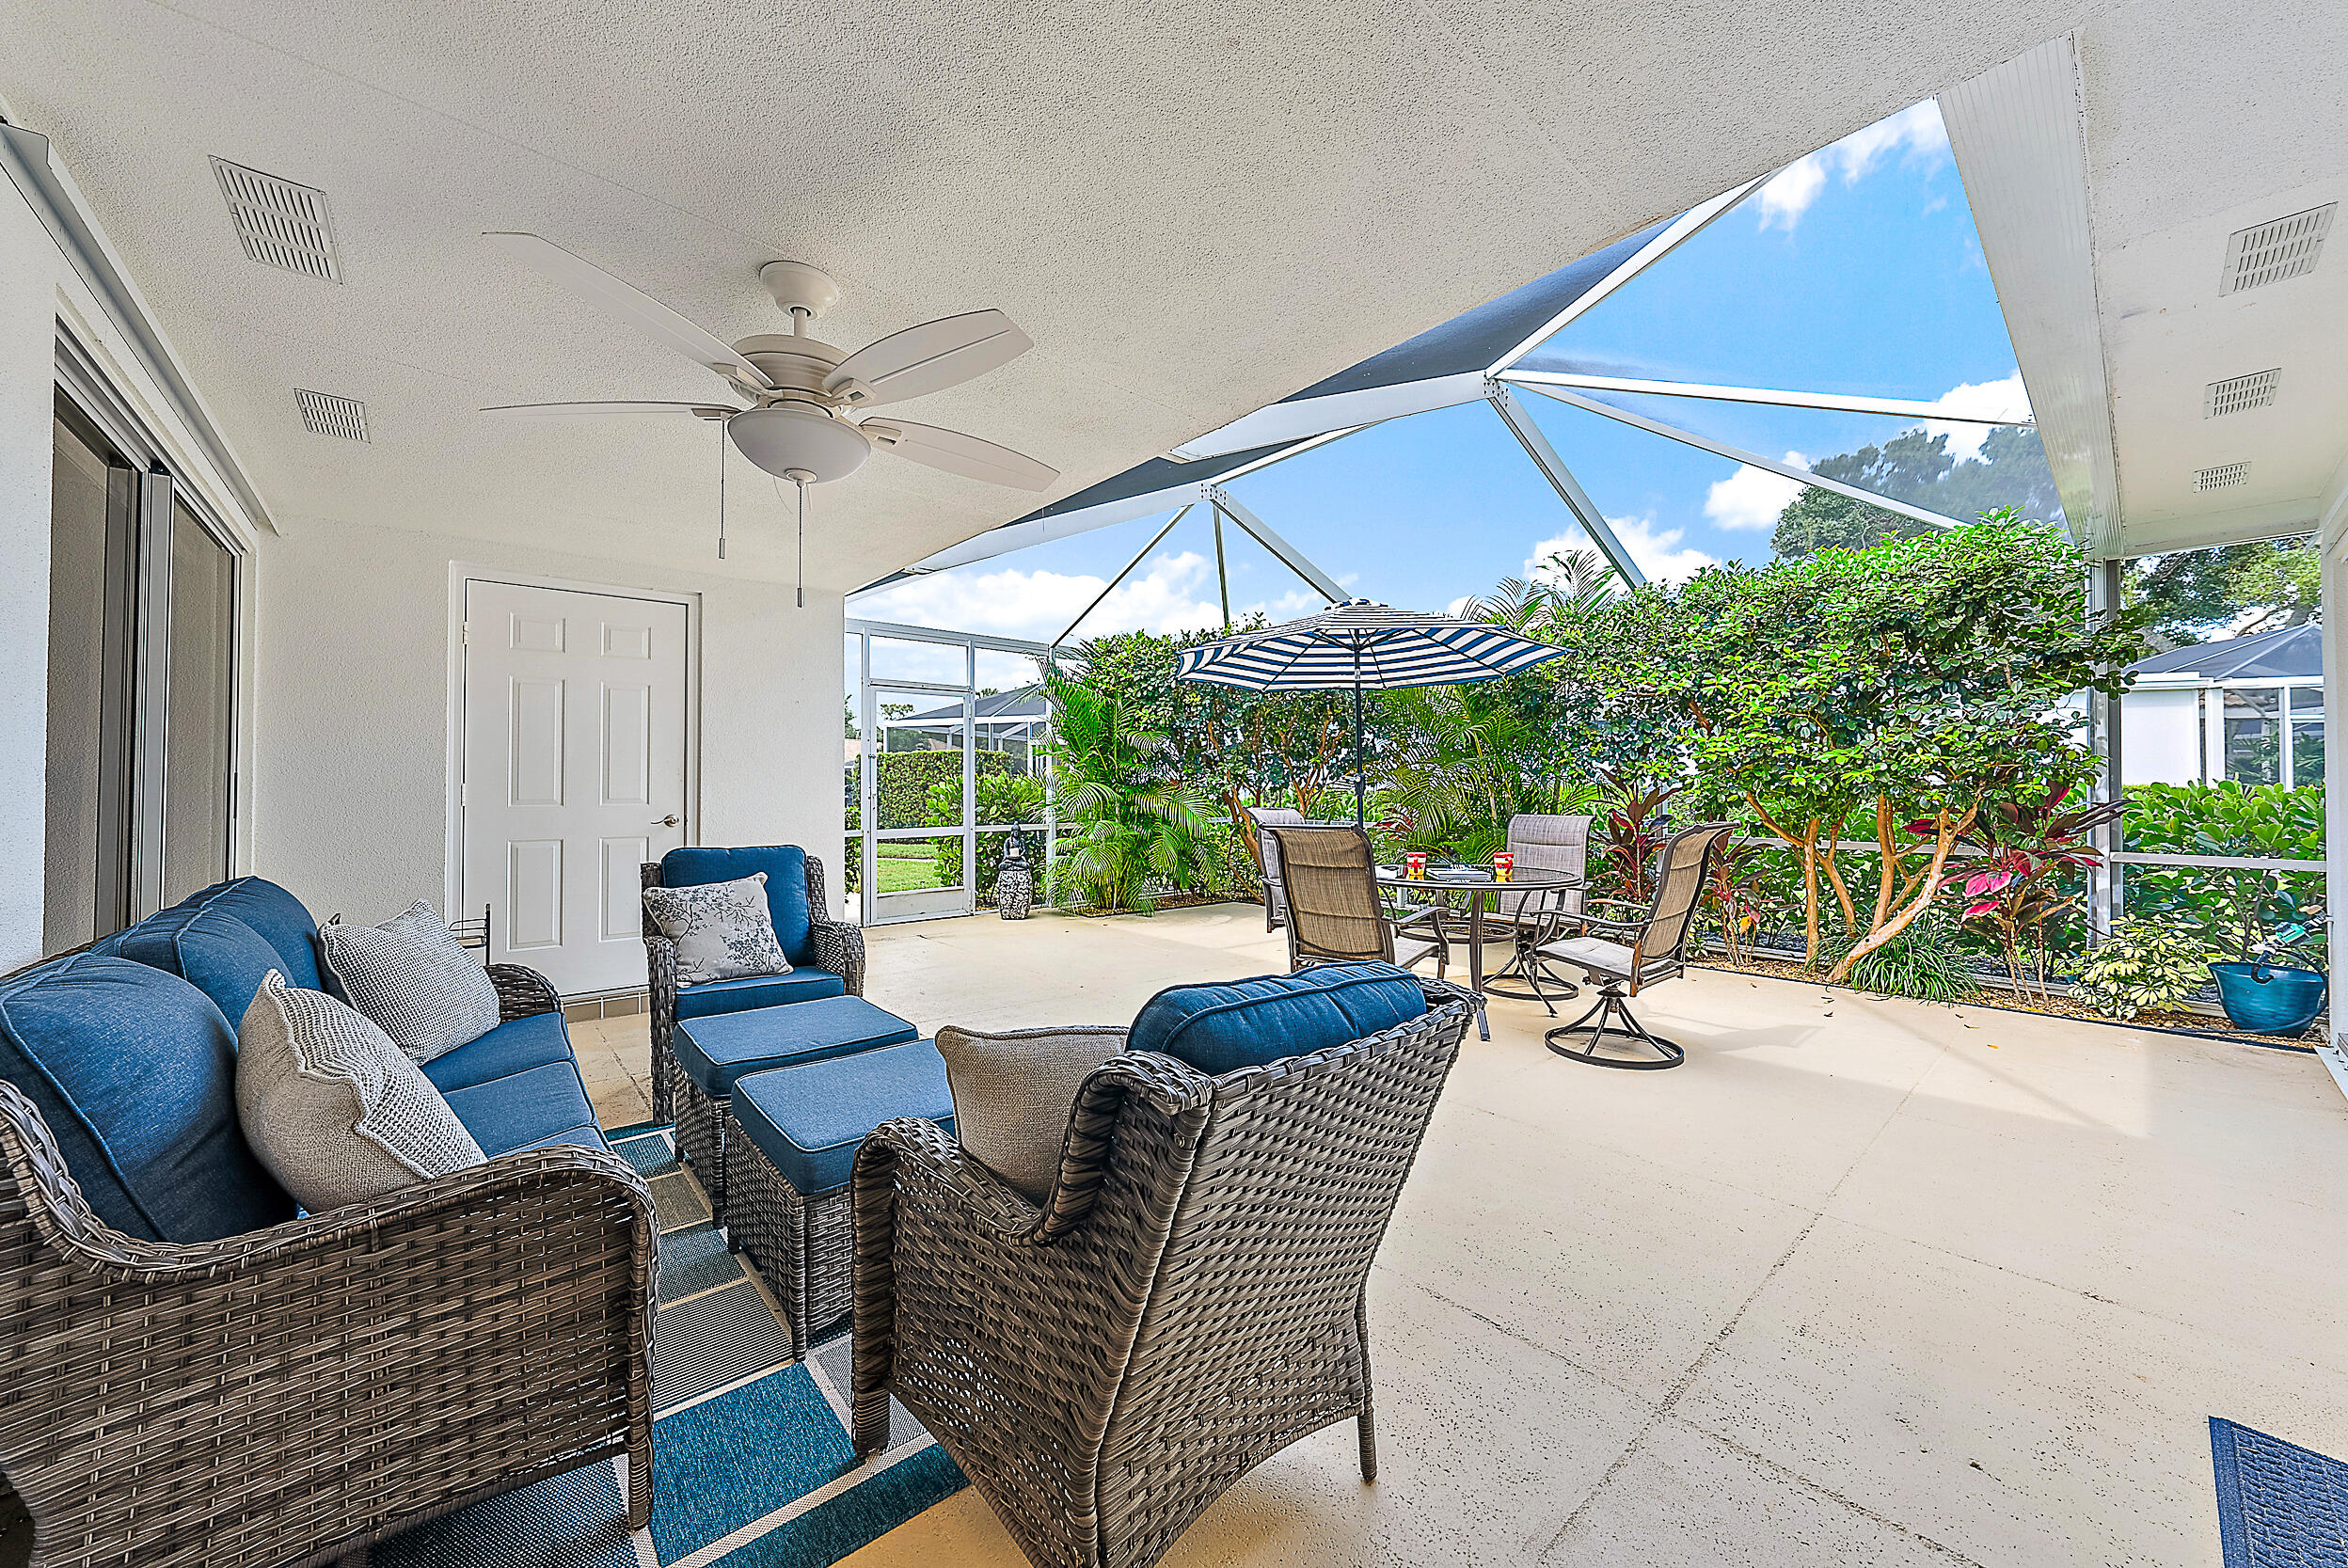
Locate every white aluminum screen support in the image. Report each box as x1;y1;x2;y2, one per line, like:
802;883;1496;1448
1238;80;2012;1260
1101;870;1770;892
1050;504;1191;648
2324;534;2348;1068
1211;505;1233;630
1485;383;1645;589
1206;487;1344;603
2085;558;2123;944
1499;370;2035;426
1510;380;1972;534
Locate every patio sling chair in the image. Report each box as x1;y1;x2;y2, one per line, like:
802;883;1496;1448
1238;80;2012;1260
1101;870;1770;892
848;972;1479;1568
1262;824;1451;979
1483;813;1593;1013
1531;822;1733;1070
1244;806;1307;930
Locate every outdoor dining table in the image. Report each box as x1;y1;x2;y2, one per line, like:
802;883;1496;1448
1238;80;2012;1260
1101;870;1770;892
1374;863;1582;1038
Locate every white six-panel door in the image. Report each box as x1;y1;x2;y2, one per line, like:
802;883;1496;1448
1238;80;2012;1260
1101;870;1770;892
460;579;688;995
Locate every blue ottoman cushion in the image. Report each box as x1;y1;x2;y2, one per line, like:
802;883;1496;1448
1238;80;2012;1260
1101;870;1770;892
674;969;846;1022
1127;961;1429;1075
733;1039;954;1195
659;847;816;966
0;953;295;1243
674;994;917;1098
423;1009;576;1094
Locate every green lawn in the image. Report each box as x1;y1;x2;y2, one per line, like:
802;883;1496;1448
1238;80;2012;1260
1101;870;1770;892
875;841;954;894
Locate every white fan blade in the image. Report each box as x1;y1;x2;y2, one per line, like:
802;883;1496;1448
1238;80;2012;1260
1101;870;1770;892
864;420;1056;490
481;401;737;419
822;309;1032;406
484;233;770;387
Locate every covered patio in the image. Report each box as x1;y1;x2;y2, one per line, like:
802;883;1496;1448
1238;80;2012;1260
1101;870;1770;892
570;903;2348;1566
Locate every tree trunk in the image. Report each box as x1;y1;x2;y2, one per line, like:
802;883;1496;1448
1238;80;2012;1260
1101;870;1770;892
1824;806;1975;984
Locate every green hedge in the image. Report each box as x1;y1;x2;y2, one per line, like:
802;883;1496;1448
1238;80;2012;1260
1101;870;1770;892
843;750;1023;894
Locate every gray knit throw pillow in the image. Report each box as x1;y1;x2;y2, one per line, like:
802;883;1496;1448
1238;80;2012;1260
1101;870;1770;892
643;872;792;985
238;970;485;1213
318;899;501;1065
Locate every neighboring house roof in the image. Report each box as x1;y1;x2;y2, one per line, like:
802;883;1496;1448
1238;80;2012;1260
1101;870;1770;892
896;684;1047;728
2126;623;2322;682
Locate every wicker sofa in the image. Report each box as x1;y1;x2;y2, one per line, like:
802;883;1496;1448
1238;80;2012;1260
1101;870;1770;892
0;877;655;1568
641;846;866;1121
850;969;1474;1568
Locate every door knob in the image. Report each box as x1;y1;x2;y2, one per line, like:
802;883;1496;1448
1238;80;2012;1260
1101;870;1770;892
655;814;680;828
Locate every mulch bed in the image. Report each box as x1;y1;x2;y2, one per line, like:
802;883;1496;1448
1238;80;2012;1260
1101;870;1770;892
1693;954;2324;1053
1071;894;1252;918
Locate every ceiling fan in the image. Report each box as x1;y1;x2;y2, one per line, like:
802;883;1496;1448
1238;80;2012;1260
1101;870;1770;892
480;233;1057;493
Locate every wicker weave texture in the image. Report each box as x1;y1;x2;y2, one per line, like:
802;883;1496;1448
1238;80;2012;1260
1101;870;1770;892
642;854;865;1122
851;979;1472;1568
722;1108;856;1359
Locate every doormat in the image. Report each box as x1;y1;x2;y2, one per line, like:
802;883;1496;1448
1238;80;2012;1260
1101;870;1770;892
2211;1417;2348;1567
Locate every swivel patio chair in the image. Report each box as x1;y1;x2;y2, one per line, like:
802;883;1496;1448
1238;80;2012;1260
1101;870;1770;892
1244;806;1307;930
1531;822;1731;1069
1262;824;1450;977
849;974;1478;1568
1482;813;1593;1012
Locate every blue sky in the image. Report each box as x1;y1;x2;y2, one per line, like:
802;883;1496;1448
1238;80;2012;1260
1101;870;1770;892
851;99;2039;651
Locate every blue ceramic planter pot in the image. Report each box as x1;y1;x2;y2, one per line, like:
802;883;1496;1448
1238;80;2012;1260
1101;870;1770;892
2208;962;2328;1037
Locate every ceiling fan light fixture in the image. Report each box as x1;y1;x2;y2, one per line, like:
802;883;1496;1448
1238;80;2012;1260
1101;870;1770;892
725;404;871;483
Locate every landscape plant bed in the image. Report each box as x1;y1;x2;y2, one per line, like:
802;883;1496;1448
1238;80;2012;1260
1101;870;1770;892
1694;954;2324;1052
1076;894;1247;917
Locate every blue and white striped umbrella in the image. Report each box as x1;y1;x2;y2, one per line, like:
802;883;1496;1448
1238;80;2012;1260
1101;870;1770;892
1174;599;1566;821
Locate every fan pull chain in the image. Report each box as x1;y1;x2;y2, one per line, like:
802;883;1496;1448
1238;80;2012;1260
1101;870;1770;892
716;420;728;561
785;467;815;608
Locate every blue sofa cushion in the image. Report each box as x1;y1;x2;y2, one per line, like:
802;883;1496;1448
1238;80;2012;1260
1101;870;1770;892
423;1010;575;1094
114;900;293;1024
658;847;815;967
163;879;325;992
1127;962;1429;1076
440;1060;607;1159
733;1039;953;1195
674;969;846;1022
0;954;295;1242
674;994;916;1098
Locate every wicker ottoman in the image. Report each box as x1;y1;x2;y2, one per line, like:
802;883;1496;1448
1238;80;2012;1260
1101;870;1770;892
674;994;918;1227
723;1039;955;1357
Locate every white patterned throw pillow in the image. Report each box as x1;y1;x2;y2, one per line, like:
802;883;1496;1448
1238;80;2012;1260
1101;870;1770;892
237;970;485;1212
643;872;793;985
317;899;502;1065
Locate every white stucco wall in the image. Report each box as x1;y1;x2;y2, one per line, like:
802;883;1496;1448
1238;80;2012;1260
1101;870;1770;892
248;518;845;930
0;181;54;967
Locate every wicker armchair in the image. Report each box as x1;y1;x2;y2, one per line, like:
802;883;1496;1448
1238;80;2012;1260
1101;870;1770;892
643;852;865;1121
1531;823;1731;1069
0;963;658;1568
849;976;1475;1568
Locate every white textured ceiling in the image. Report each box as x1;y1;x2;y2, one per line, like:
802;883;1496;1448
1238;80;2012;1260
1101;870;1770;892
3;0;2095;586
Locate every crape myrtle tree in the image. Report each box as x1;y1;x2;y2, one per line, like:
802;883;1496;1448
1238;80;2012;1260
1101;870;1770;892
1544;511;2147;978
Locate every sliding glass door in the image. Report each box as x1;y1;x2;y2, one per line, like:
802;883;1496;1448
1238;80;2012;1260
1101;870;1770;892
43;385;240;953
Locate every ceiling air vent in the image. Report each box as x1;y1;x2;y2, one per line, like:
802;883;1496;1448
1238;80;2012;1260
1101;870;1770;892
2205;369;2281;418
2219;204;2334;294
212;158;341;282
2192;462;2250;493
295;389;369;442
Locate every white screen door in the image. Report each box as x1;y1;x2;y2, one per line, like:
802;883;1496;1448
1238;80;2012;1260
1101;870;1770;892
461;579;689;995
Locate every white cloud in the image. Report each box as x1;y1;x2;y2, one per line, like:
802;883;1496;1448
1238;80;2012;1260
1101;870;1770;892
1757;100;1949;231
1704;453;1811;531
849;551;1323;644
1607;516;1717;583
1921;371;2031;463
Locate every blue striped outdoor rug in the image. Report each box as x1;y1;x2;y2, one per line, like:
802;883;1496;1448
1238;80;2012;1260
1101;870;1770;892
2211;1418;2348;1567
377;1124;964;1568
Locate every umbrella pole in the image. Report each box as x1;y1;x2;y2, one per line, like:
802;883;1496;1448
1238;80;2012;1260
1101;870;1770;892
1353;647;1366;828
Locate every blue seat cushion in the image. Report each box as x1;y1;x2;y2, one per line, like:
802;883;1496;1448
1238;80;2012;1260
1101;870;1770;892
674;968;846;1022
659;847;816;967
440;1059;608;1159
423;1009;574;1094
159;879;325;992
733;1039;954;1195
114;899;294;1024
1127;962;1429;1076
0;953;295;1243
674;994;916;1098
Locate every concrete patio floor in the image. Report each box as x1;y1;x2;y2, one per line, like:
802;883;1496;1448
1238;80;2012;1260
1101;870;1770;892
586;902;2348;1567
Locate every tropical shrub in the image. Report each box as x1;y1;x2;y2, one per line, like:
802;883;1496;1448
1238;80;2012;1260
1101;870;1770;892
2123;782;2326;966
1940;787;2124;996
925;771;1046;903
2073;918;2209;1021
1820;905;1976;1003
1043;672;1214;912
